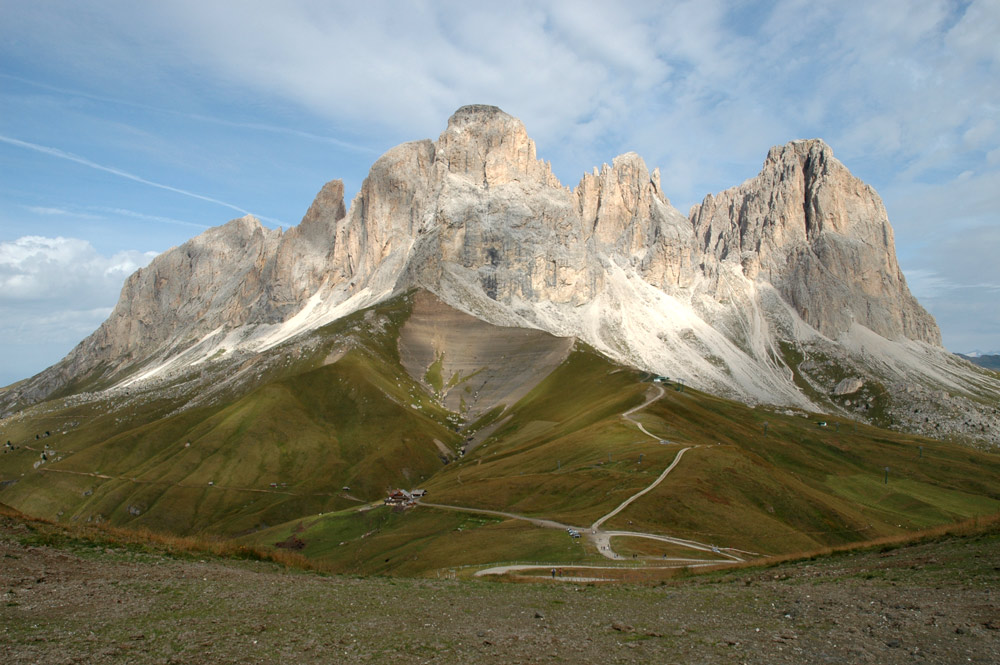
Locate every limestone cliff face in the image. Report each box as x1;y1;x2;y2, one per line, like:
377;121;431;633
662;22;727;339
399;108;696;307
575;153;698;289
79;216;280;367
251;179;346;323
421;105;596;306
691;140;940;344
332;140;436;286
435;104;560;188
5;105;951;420
330;105;612;307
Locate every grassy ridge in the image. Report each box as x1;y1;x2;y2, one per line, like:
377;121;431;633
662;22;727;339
0;293;461;536
3;293;1000;577
421;348;679;523
603;386;1000;554
239;504;594;576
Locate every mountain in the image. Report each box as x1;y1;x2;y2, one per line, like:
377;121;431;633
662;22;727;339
957;353;1000;371
1;104;998;447
2;290;999;565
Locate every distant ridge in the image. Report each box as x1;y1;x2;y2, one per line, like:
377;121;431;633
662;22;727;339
957;353;1000;371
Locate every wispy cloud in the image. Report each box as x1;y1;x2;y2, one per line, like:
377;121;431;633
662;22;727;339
99;207;209;230
0;134;273;221
902;221;1000;351
24;206;104;219
0;71;378;155
21;204;209;231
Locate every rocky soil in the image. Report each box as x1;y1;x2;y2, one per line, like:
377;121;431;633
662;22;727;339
3;516;998;664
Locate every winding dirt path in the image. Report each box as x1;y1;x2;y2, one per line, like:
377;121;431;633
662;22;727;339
417;502;580;531
591;530;744;562
474;560;718;579
622;384;666;441
584;445;745;562
433;381;750;577
590;446;692;533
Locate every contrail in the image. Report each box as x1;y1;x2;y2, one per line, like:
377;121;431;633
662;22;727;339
0;134;265;219
0;72;377;154
24;205;208;230
101;207;210;230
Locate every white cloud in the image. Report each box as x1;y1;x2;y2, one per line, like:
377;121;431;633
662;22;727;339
0;236;156;384
0;235;154;315
0;236;156;385
5;2;997;195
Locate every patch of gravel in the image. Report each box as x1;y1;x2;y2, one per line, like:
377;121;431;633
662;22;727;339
1;525;998;664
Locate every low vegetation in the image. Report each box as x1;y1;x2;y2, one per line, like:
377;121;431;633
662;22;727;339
3;504;999;664
2;292;1000;580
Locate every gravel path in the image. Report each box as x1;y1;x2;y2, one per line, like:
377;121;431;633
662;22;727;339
590;446;694;532
621;384;665;441
425;384;738;574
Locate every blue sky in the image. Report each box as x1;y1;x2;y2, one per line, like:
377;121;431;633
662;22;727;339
1;0;998;386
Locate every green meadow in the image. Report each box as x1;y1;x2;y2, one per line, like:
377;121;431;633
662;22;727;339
3;292;999;576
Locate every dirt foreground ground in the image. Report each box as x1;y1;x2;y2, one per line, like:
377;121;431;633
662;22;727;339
2;518;998;664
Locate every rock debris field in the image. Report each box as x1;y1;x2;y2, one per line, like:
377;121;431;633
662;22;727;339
2;518;998;664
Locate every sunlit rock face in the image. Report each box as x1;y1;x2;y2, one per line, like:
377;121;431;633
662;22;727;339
691;139;939;345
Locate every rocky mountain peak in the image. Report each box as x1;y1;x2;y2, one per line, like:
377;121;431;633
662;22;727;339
691;139;940;344
8;106;989;447
298;179;346;233
766;138;832;165
436;104;557;187
213;214;267;240
447;103;508;124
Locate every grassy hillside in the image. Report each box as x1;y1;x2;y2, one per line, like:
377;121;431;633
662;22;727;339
0;293;461;536
421;348;677;524
3;292;1000;578
245;347;1000;576
240;504;596;576
605;386;1000;555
